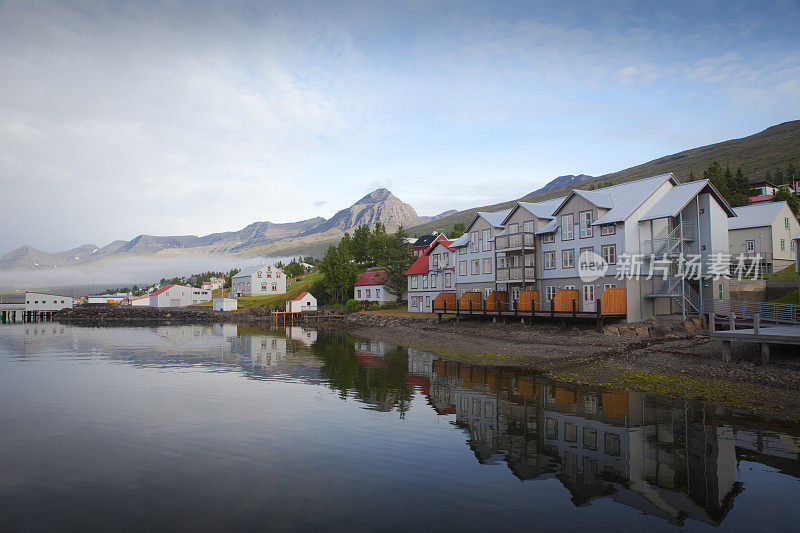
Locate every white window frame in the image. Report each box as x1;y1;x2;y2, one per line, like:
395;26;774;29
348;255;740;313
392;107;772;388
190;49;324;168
542;232;555;243
579;211;593;238
603;283;616;291
600;223;615;236
459;261;467;276
717;282;724;300
781;239;786;252
445;272;452;287
470;231;479;252
746;240;755;252
471;259;480;275
543;251;555;270
422;277;428;289
545;286;557;301
482;229;491;251
601;244;616;265
562;249;574;268
411;276;418;289
482;257;492;273
523;220;534;233
357;289;362;298
561;214;574;240
507;223;519;234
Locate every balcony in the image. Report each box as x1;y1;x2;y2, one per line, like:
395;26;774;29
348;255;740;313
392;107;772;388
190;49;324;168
640;222;696;256
496;266;536;282
495;232;535;251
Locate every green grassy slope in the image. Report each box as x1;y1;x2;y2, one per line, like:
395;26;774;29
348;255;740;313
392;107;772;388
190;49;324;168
408;120;800;236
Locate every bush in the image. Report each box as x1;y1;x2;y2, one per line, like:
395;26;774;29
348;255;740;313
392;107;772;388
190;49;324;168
345;299;364;313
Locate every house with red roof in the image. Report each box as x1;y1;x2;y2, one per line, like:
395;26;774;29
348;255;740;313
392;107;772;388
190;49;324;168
354;269;396;303
285;292;317;313
405;234;455;313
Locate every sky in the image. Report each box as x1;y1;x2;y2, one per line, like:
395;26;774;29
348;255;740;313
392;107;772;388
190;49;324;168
1;0;799;256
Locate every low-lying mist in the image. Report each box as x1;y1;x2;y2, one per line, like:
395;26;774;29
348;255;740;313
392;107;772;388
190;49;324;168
0;254;291;295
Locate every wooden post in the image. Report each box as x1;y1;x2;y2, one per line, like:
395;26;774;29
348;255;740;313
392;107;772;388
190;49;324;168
469;299;473;316
729;312;735;331
439;301;443;323
514;300;518;319
722;340;731;362
550;299;555;318
596;299;602;332
753;312;760;335
761;343;770;365
572;298;576;319
709;313;716;333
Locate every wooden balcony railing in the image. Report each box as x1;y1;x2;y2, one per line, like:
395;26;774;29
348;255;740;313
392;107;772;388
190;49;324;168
496;266;536;281
495;232;535;251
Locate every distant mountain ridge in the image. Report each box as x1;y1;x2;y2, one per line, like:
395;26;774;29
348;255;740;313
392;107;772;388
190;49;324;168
1;189;442;271
527;174;594;196
408;120;800;235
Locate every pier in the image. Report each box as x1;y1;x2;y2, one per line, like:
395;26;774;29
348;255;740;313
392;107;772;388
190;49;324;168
0;304;57;323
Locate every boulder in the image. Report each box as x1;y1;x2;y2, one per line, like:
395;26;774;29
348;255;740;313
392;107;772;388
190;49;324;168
635;326;650;337
603;325;620;335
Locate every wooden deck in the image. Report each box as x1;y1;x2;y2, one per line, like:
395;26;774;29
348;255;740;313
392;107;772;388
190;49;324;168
709;312;800;364
433;301;625;331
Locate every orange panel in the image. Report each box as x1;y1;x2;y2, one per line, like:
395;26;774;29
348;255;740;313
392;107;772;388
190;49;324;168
458;291;482;310
555;388;576;405
602;390;629;419
600;288;627;316
518;379;536;399
553;289;579;312
433;292;456;312
485;291;507;311
517;290;539;311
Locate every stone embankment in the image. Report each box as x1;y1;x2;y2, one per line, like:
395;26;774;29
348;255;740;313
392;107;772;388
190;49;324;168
602;316;707;338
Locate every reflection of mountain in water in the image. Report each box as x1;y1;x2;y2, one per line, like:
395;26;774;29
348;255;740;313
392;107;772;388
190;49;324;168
406;348;800;527
3;324;798;529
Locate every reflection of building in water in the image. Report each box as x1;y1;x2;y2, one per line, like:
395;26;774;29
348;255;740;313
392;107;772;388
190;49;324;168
286;326;317;347
406;354;800;528
354;340;385;358
228;335;287;368
212;323;239;339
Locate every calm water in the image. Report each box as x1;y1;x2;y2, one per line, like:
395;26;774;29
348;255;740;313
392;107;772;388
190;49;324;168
1;324;798;532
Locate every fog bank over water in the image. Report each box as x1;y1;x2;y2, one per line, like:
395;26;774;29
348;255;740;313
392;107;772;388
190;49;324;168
0;254;289;293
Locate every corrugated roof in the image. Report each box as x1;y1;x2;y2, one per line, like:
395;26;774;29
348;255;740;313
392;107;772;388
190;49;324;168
449;234;469;247
573;190;613;209
234;264;282;277
479;209;512;228
515;197;565;219
535;218;559;235
405;254;430;275
149;284;177;296
639;180;708;222
729;201;787;230
354;270;389;286
288;291;312;302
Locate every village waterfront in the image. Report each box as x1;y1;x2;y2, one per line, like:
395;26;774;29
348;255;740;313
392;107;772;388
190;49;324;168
1;321;799;531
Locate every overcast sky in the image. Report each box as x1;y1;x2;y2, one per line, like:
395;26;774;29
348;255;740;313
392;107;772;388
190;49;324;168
1;0;799;256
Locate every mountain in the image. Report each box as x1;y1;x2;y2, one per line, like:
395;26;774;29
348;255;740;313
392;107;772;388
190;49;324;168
527;174;594;197
0;189;429;271
407;120;800;235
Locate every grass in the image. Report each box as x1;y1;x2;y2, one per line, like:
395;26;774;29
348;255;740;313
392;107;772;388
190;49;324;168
191;272;322;310
771;290;799;304
764;265;798;280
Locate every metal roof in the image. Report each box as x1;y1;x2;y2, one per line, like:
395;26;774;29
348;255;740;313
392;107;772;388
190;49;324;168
449;234;469;247
233;264;281;277
504;197;565;224
535;218;559;234
728;201;788;230
572;189;613;209
638;181;707;222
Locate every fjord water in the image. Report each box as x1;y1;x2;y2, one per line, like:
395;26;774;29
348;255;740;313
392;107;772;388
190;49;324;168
1;324;798;532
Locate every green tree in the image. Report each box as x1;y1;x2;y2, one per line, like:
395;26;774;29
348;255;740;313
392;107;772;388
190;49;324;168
451;222;466;238
382;226;415;301
351;225;371;263
317;242;359;304
284;260;304;278
774;167;786;185
774;188;800;217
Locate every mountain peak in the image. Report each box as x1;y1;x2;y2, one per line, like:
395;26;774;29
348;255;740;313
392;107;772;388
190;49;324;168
356;188;394;204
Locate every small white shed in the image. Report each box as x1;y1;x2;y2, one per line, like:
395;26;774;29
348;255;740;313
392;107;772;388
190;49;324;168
213;298;238;312
285;292;317;313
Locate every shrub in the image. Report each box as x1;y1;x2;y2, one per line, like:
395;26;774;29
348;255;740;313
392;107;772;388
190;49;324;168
345;299;364;313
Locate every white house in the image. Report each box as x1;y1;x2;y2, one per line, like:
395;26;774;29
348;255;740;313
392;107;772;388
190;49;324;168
213;298;238;312
728;201;799;273
148;284;211;307
231;264;286;297
354;270;396;303
201;277;224;291
25;292;74;312
87;294;129;304
285;292;317;313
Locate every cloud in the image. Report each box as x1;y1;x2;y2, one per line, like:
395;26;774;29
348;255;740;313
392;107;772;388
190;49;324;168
312;200;328;208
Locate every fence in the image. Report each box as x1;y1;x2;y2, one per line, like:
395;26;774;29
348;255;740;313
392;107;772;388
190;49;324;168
703;299;800;326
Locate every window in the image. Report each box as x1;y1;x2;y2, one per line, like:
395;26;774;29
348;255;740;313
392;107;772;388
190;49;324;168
471;260;479;275
600;223;615;236
459;245;466;255
257;271;262;278
605;433;621;456
524;253;535;267
497;256;506;269
583;427;598;450
431;274;437;287
746;240;755;252
445;272;452;287
443;253;449;267
561;214;574;240
523;220;534;233
376;289;381;298
483;258;492;273
601;244;616;265
781;239;786;252
546;286;557;301
542;232;555;243
579;211;593;238
546;418;558;439
543;251;555;270
793;240;796;252
271;283;277;291
583;284;595;304
579;247;595;270
603;283;616;291
470;231;479;252
366;289;371;298
508;223;519;234
717;282;724;300
564;423;578;443
432;254;439;268
411;276;418;289
425;296;430;308
786;217;791;229
422;277;428;289
267;271;272;278
562;249;574;268
261;283;268;291
482;229;491;251
564;285;576;290
357;289;362;298
459;261;467;276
